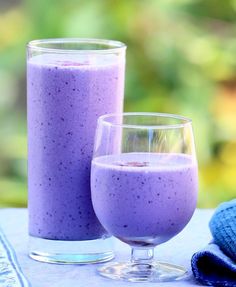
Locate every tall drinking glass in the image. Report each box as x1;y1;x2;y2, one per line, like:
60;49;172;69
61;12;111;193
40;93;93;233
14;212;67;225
91;113;198;282
27;39;126;264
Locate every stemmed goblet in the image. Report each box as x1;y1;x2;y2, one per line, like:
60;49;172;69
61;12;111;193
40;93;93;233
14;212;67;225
91;112;198;282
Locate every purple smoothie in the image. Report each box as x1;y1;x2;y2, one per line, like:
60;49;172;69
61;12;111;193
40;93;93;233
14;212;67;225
91;153;198;246
27;54;125;240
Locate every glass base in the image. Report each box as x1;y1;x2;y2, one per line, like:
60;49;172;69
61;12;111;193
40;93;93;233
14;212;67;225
29;236;114;264
98;261;188;282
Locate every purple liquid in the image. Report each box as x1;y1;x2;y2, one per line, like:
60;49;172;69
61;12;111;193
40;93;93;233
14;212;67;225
91;153;198;246
27;55;124;240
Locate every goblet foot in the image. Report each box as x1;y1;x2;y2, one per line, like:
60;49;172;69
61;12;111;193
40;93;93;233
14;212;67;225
98;261;188;282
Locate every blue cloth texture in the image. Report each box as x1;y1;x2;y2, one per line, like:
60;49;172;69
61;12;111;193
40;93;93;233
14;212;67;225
191;199;236;287
0;227;30;287
209;199;236;261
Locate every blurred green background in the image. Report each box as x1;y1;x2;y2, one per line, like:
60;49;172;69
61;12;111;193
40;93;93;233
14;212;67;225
0;0;235;208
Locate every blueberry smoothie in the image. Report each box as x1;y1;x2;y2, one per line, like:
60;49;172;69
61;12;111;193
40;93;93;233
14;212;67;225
27;54;125;241
91;153;198;246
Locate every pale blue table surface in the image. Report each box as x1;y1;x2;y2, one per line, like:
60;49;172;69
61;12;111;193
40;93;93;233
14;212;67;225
0;209;214;287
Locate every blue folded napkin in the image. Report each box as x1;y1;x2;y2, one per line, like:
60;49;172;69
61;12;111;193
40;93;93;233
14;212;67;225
191;199;236;287
0;227;30;287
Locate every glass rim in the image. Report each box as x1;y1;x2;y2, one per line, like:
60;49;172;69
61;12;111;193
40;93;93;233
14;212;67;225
98;112;192;130
27;38;127;54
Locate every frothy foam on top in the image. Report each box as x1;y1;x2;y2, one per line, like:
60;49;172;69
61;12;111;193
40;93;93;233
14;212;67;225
92;153;197;172
28;54;123;68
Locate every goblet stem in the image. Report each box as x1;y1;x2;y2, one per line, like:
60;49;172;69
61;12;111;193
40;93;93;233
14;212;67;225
131;247;154;264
